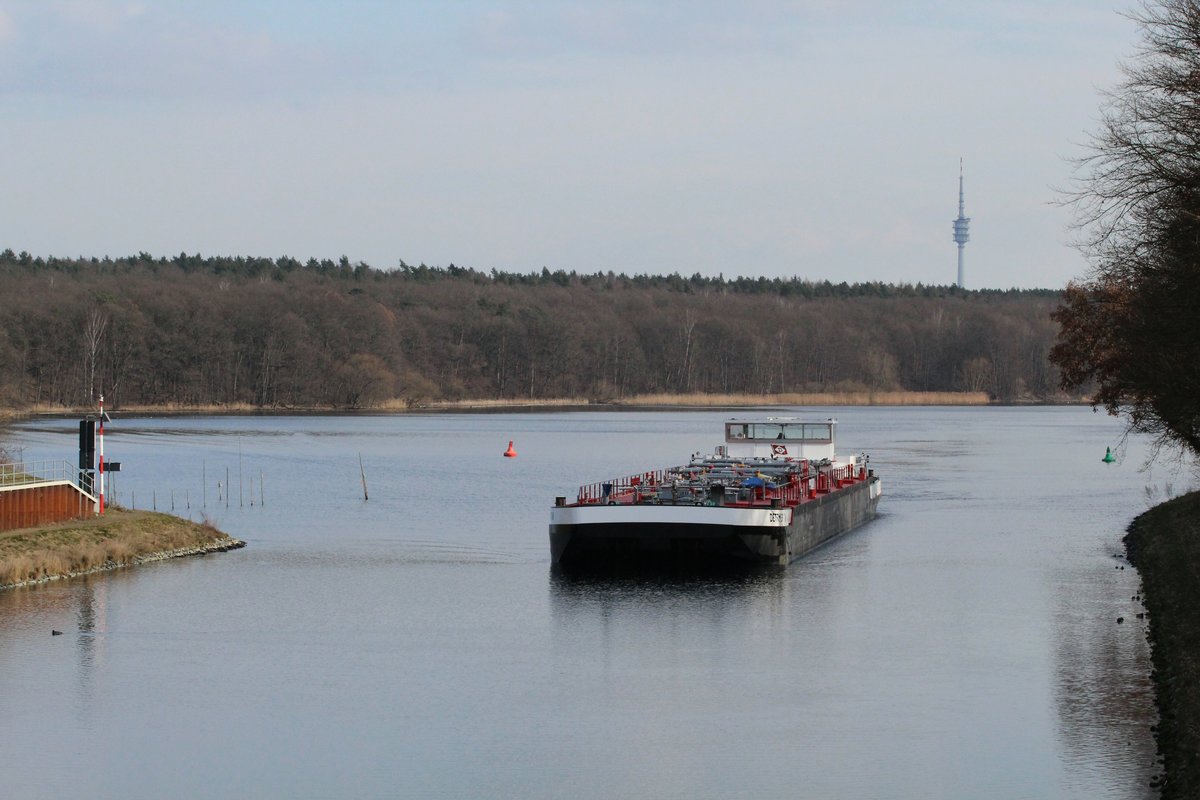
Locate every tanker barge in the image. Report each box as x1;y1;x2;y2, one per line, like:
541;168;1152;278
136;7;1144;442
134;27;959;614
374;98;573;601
549;418;881;566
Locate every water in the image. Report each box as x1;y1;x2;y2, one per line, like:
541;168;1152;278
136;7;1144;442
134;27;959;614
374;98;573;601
0;407;1170;798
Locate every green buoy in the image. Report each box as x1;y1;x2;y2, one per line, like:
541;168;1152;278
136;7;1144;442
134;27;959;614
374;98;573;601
1102;447;1115;463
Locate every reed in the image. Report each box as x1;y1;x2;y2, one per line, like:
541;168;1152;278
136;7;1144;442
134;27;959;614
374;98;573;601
419;397;592;410
110;401;263;414
615;391;991;407
0;508;239;587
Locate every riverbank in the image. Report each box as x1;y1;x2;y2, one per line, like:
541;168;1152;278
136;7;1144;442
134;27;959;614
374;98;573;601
0;508;244;590
4;390;1069;419
1124;490;1200;798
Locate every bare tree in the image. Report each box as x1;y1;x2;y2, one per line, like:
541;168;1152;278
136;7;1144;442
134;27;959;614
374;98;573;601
84;308;108;402
1054;0;1200;454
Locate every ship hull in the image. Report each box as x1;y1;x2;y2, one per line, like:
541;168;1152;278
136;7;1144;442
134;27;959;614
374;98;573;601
550;476;881;567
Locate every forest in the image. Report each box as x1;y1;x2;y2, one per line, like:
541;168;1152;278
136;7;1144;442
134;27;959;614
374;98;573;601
0;250;1067;409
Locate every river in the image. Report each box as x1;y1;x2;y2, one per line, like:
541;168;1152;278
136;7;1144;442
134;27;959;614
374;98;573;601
0;407;1168;798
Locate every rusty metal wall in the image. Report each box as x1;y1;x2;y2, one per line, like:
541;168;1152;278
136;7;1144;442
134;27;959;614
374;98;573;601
0;483;93;531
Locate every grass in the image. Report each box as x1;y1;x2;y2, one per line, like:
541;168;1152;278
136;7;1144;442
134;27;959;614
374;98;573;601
613;390;991;407
1125;490;1200;798
4;391;1062;417
418;397;592;410
0;507;241;588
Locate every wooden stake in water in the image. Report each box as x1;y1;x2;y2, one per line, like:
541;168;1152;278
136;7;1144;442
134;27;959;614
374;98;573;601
359;452;369;501
260;469;265;507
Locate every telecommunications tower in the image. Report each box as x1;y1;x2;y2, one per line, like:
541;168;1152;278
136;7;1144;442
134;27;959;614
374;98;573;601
952;159;970;288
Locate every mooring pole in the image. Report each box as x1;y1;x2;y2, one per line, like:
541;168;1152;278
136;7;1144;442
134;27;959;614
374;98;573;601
359;453;369;501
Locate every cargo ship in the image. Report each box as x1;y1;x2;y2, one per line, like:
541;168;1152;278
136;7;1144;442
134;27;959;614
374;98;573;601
549;418;882;566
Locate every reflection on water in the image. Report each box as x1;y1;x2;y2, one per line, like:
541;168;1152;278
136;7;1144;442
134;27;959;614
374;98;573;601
0;408;1174;798
1053;559;1158;798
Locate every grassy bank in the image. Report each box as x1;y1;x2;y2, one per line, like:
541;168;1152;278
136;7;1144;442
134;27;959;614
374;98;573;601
1125;491;1200;798
3;390;1088;418
611;390;991;407
0;508;244;589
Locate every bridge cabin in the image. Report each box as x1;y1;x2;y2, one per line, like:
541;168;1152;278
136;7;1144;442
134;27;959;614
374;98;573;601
721;418;837;462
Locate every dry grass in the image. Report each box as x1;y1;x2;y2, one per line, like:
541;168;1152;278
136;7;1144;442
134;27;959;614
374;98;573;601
614;391;991;407
419;397;592;410
1126;491;1200;798
4;390;996;419
103;401;263;414
0;508;236;587
11;401;268;416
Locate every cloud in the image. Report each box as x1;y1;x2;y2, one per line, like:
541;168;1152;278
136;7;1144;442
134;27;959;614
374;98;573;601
0;1;1133;288
0;1;347;100
458;1;811;62
0;8;14;42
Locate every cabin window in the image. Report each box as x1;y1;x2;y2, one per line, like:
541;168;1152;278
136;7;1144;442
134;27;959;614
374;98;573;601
803;424;832;441
728;422;834;442
754;423;784;440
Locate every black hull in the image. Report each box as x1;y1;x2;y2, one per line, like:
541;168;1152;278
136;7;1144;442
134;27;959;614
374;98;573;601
551;477;880;568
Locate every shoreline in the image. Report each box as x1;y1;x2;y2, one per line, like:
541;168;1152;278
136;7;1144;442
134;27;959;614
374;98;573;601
1;391;1090;420
0;508;245;591
1124;490;1200;798
0;536;246;591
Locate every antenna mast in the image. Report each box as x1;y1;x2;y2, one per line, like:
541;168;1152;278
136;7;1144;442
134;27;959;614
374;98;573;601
952;159;971;288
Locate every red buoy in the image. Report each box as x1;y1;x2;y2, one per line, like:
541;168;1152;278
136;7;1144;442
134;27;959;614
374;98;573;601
503;441;517;458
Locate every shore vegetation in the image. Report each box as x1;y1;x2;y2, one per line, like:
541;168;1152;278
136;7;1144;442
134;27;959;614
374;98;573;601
1126;490;1200;799
0;252;1065;413
1054;2;1200;792
0;508;243;589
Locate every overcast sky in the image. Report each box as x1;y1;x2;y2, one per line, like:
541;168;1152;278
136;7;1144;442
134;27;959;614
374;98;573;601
0;1;1134;288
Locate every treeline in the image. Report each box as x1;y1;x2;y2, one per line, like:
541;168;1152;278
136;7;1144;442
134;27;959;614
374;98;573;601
0;250;1065;409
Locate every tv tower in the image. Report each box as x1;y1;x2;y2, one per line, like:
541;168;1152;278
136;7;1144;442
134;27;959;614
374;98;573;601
952;159;970;288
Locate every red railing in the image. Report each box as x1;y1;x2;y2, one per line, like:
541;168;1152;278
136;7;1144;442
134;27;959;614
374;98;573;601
577;468;672;505
573;463;869;508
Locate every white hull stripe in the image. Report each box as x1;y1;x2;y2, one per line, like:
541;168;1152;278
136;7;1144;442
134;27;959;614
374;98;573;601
550;504;792;528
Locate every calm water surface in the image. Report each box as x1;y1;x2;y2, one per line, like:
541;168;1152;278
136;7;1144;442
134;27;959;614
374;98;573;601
0;408;1170;798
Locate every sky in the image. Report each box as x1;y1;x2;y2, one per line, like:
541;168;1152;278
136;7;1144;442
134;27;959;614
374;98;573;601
0;1;1136;288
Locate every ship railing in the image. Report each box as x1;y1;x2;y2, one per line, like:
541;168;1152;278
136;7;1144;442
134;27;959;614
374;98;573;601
572;462;870;507
576;468;671;505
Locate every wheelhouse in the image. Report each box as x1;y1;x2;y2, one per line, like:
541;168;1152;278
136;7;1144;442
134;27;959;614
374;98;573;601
722;417;837;461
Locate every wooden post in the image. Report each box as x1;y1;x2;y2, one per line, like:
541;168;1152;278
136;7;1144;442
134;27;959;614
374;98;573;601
359;453;369;501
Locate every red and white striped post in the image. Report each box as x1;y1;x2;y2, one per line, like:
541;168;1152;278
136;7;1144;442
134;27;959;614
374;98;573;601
97;394;105;515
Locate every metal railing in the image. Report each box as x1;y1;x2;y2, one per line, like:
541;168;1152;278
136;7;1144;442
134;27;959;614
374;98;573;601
0;460;80;487
573;463;870;508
